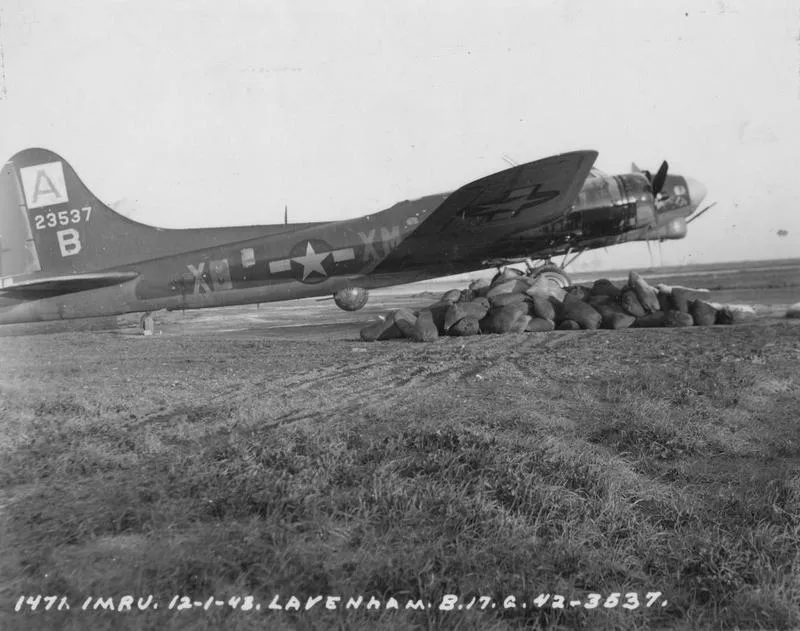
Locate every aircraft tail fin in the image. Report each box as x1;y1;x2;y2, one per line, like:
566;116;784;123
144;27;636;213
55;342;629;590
0;148;164;280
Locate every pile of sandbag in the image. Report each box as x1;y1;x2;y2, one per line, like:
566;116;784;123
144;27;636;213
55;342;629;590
360;269;757;342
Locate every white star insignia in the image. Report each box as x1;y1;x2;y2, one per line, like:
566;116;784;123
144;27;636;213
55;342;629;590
292;242;331;280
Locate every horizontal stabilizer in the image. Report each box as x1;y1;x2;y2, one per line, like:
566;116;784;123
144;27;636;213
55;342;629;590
0;271;138;298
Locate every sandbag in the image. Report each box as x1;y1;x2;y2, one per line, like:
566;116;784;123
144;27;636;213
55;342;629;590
525;276;567;302
440;289;462;303
486;279;528;299
392;309;418;338
559;295;601;329
591;278;622;298
671;288;689;313
360;318;404;342
714;307;735;325
618;288;647;318
547;286;567;303
526;317;555;332
605;312;635;330
529;296;555;321
557;319;581;330
634;311;667;328
413;309;439;342
459;288;476;303
426;301;451;333
566;285;592;301
469;278;490;293
490;292;528;308
629;271;661;313
444;302;489;331
444;303;467;332
491;268;525;285
395;318;420;340
391;308;417;326
470;296;491;310
657;291;673;313
587;294;612;308
449;316;481;336
525;275;550;298
664;310;694;327
460;300;491;320
716;304;756;324
690;300;717;326
554;293;580;319
657;284;706;308
508;315;532;333
595;303;635;330
480;303;529;334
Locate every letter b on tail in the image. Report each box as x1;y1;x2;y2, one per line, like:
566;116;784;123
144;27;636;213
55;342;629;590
57;229;82;257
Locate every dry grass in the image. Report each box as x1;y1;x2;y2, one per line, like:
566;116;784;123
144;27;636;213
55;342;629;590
1;320;799;630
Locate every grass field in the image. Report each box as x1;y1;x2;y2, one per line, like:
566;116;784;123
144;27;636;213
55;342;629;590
1;320;799;630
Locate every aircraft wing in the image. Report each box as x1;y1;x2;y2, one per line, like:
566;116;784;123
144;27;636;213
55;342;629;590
0;271;139;298
371;150;597;272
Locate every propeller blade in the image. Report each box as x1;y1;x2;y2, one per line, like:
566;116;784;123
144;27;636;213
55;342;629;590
651;160;669;196
687;201;717;224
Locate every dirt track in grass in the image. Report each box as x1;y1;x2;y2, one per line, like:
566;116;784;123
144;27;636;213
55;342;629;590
2;306;799;630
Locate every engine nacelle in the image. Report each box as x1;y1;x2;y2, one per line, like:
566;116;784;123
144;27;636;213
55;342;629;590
333;287;369;311
654;217;688;240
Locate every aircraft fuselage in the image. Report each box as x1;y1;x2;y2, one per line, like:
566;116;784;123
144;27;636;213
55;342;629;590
0;149;707;325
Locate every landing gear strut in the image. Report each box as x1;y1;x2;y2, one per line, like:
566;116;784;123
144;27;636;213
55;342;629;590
486;252;578;290
524;247;587;289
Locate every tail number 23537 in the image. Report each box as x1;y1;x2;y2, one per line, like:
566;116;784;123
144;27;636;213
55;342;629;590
33;206;92;230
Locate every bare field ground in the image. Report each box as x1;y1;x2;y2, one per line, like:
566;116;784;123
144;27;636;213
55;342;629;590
1;260;800;630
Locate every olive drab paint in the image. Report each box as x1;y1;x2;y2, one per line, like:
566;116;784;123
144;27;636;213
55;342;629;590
0;147;707;325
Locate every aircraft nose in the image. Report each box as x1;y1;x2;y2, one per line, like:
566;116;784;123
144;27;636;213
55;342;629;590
685;177;707;207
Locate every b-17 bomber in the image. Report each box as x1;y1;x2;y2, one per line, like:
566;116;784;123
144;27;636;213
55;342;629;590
0;148;709;325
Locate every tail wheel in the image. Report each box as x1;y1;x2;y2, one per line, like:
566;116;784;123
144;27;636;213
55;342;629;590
530;263;571;289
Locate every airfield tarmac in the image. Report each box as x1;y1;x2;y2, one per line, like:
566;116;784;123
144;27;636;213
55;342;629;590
129;257;800;340
4;258;795;340
1;259;799;630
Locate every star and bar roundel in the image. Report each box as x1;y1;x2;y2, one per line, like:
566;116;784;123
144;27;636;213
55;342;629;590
267;239;357;284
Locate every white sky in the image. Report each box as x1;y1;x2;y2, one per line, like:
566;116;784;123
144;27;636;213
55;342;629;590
1;0;799;269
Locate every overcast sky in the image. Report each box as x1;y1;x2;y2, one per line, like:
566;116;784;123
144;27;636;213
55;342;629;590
1;0;798;269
